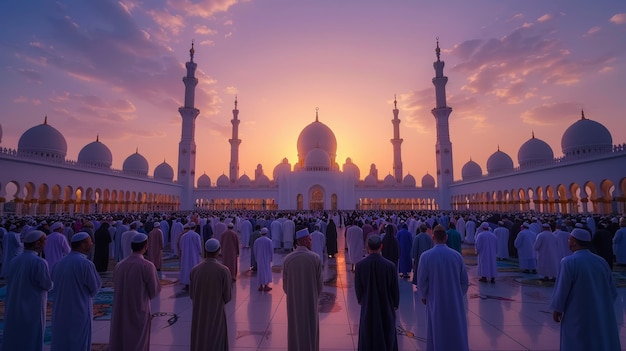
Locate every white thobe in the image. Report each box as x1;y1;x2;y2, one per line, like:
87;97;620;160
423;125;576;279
493;227;510;259
346;226;364;264
534;230;560;278
475;230;498;279
253;236;273;286
179;231;202;285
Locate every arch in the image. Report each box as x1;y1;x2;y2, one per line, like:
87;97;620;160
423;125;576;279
297;194;303;211
309;185;325;211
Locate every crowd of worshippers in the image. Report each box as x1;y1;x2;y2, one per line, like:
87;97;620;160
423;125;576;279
0;209;625;350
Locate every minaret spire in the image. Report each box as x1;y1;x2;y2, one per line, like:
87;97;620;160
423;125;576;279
431;39;454;210
178;42;200;210
391;94;403;183
229;95;241;183
315;107;319;122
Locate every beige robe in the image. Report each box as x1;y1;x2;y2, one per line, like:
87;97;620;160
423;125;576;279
220;229;240;280
146;228;164;269
189;258;232;351
282;246;323;351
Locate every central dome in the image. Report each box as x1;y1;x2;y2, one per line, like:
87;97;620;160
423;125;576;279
561;112;612;158
297;116;337;165
304;148;331;171
18;117;67;160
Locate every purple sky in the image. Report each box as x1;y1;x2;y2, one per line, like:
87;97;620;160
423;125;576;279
1;0;625;184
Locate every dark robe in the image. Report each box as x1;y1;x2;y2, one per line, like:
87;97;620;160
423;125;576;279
326;220;338;256
355;253;399;351
592;228;614;270
93;222;112;272
382;231;400;270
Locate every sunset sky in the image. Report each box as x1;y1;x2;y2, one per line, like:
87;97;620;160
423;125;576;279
1;1;625;185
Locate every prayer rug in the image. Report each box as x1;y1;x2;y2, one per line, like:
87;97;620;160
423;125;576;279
161;258;180;271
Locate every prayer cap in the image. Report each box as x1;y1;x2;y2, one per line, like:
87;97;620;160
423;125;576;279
205;238;220;253
40;220;48;225
50;222;64;231
183;223;190;229
189;222;196;229
522;222;530;228
367;234;382;247
542;223;550;228
295;228;310;239
153;222;160;227
260;228;269;235
227;222;234;228
570;228;591;242
574;223;584;228
71;232;90;243
131;233;148;243
23;230;45;243
498;221;504;225
480;222;489;229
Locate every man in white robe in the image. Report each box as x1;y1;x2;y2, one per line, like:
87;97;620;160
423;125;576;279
44;221;71;273
170;219;184;257
613;217;626;265
418;225;469;351
310;224;327;262
493;221;510;260
1;225;23;278
270;218;283;250
160;218;170;247
475;222;498;283
534;223;560;280
465;218;476;244
113;219;128;263
253;228;274;291
554;224;572;261
550;228;621;351
240;218;253;248
282;217;295;251
179;224;203;290
515;222;537;273
456;216;466;243
120;221;140;260
346;224;364;271
213;220;227;242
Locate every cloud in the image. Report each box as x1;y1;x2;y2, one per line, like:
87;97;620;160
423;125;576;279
537;14;553;23
584;26;601;37
167;0;241;18
16;68;44;84
148;9;185;36
12;96;41;105
520;102;582;126
194;25;216;35
610;13;626;25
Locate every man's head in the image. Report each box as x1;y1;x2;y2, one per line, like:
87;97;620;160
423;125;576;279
205;238;221;258
260;228;269;236
367;234;383;253
432;225;447;244
419;224;428;233
71;232;93;253
23;230;47;253
131;233;148;253
295;228;311;250
569;228;591;252
50;222;64;233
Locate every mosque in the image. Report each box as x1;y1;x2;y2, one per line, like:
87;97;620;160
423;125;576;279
1;42;625;216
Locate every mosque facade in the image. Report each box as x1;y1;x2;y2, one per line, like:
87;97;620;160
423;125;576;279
1;43;625;216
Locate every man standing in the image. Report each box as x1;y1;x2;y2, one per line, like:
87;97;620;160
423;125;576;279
1;224;23;278
550;228;621;350
515;222;537;273
220;222;240;282
253;227;274;291
240;217;252;249
345;223;363;272
614;217;626;265
179;223;203;291
493;221;510;260
110;233;161;350
534;223;560;281
283;228;323;351
282;216;296;251
396;223;413;279
189;239;232;351
50;232;102;350
120;221;140;260
310;224;327;263
3;230;53;351
445;222;462;254
355;234;399;351
147;221;164;272
475;222;498;283
418;225;469;351
411;224;434;286
44;221;71;273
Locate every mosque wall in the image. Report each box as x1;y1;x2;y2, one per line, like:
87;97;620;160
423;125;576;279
193;188;279;211
278;171;355;210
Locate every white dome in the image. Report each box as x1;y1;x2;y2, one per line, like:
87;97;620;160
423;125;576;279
403;174;416;187
364;174;377;187
255;174;271;187
518;134;554;169
383;174;396;187
18;118;67;160
154;161;174;181
78;137;112;168
343;158;361;181
304;148;331;171
216;174;230;187
238;174;251;187
461;159;482;180
561;113;612;158
421;173;436;188
297;118;337;164
486;149;514;175
273;158;291;180
122;151;149;176
197;173;212;188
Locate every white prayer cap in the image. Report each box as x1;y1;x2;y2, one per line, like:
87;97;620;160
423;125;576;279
50;222;64;231
189;222;196;229
131;221;142;228
205;238;220;253
480;222;489;229
498;221;504;225
131;233;148;243
71;232;90;243
260;228;268;235
574;223;584;228
522;222;530;228
541;223;550;228
227;222;234;228
153;222;160;227
23;230;45;243
40;220;48;225
183;223;190;229
295;228;310;240
570;228;591;242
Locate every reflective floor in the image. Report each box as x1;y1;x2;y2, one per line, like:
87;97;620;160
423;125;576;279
88;228;626;351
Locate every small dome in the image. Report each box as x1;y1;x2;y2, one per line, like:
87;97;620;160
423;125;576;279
304;148;331;171
403;174;416;187
273;158;291;180
383;174;396;187
77;137;112;168
461;159;482;180
342;158;361;181
421;173;436;188
486;149;514;175
297;117;337;164
364;174;377;187
123;151;149;176
255;174;271;187
518;134;554;169
18;117;67;160
154;161;174;181
561;112;612;158
216;174;230;188
238;174;251;187
197;173;212;188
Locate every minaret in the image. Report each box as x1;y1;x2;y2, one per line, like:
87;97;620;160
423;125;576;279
431;39;454;210
178;42;200;210
390;95;403;182
229;96;241;183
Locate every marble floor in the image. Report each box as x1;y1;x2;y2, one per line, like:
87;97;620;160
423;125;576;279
88;228;626;351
